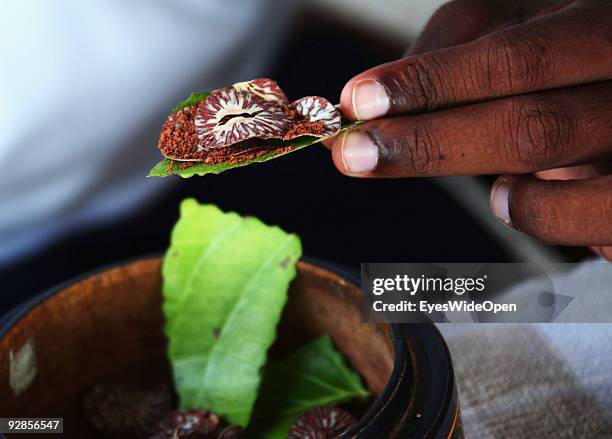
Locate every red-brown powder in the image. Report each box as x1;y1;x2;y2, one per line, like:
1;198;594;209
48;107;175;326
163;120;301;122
159;103;320;168
159;105;281;165
158;105;201;160
282;106;325;140
282;120;325;140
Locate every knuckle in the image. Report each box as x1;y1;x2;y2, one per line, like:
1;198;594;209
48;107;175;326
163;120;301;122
505;97;575;168
430;0;461;19
481;34;555;94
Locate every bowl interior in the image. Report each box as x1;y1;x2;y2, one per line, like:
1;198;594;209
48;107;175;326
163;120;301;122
0;258;394;437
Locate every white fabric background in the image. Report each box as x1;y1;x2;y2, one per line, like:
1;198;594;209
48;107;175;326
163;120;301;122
0;0;294;265
439;262;612;437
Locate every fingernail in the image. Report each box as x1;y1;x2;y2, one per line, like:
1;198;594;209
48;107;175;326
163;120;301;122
490;176;513;228
339;130;378;174
352;80;390;120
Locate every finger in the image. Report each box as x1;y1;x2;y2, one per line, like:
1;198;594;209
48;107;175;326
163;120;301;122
340;1;611;120
535;161;612;258
534;162;612;258
322;136;336;150
332;81;612;177
593;246;612;262
490;174;612;246
536;164;600;181
408;0;568;55
408;0;502;55
536;160;612;180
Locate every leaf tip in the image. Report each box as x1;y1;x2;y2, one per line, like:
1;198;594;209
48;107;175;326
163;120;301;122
179;198;199;214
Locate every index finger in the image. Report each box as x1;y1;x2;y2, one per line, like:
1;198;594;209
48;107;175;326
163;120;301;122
340;1;612;120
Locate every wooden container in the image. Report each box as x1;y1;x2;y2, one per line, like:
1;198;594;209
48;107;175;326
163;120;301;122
0;258;462;438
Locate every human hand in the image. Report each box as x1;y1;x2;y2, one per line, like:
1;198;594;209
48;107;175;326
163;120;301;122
330;0;612;258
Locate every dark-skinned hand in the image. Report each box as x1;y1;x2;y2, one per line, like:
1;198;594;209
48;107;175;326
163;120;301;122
330;0;612;260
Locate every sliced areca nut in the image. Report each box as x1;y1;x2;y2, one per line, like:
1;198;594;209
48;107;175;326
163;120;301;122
282;96;342;140
232;78;288;105
150;409;221;439
288;406;356;439
158;104;286;164
195;86;293;149
82;383;174;438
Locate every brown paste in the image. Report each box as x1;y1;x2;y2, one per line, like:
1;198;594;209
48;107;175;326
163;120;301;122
159;105;313;167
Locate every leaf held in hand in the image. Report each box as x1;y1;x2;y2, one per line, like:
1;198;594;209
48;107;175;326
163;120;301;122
151;79;361;177
174;93;209;112
163;199;302;427
149;120;361;178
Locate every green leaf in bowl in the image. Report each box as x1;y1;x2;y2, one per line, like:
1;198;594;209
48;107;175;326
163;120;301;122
248;336;369;438
163;199;302;427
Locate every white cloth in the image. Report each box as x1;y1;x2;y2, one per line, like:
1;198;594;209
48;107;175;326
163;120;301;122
0;0;295;265
439;262;612;438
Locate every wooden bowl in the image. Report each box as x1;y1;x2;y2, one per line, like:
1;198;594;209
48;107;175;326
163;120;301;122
0;258;462;438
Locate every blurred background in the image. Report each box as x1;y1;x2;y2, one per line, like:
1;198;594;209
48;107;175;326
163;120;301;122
0;0;584;314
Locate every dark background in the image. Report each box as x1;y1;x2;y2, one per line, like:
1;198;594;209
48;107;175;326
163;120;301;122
0;11;514;315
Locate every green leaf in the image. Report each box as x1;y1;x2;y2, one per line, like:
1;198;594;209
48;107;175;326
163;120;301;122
148;121;363;178
163;199;302;427
173;92;209;112
248;336;369;439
